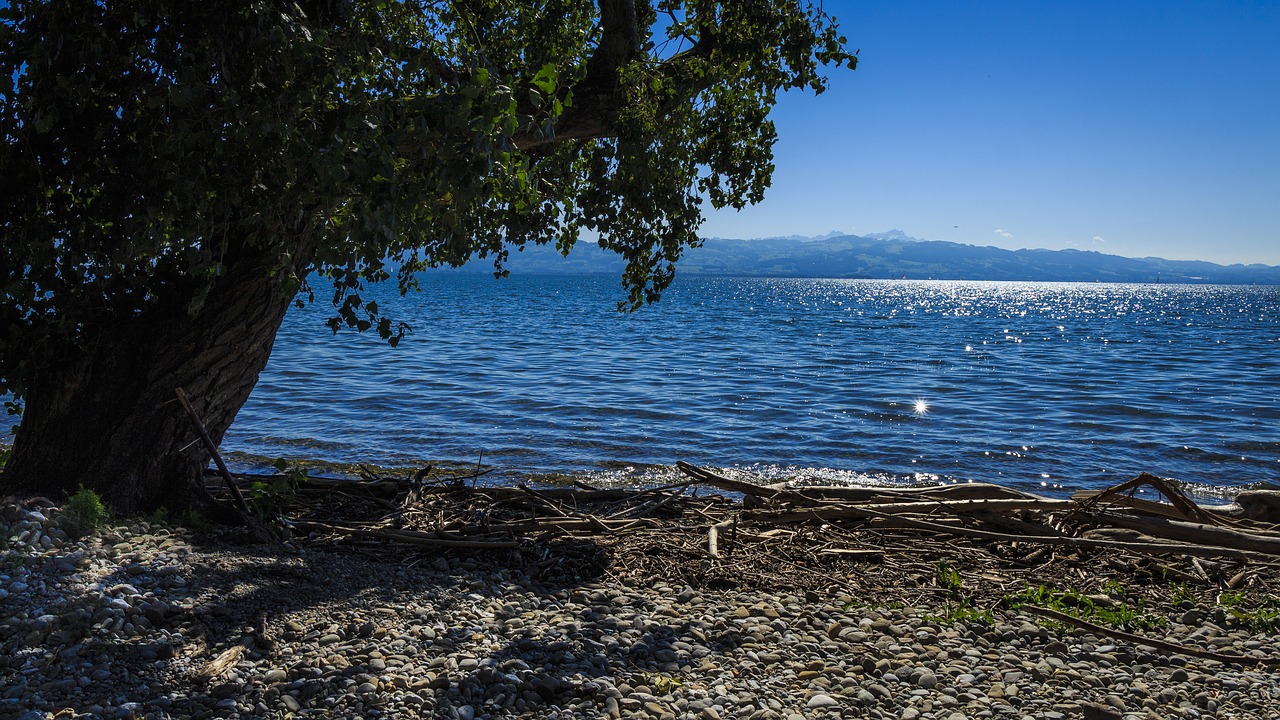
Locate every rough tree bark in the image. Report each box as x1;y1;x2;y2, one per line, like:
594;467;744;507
1;246;304;514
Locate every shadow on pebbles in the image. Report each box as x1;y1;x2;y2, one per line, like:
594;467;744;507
4;496;1280;720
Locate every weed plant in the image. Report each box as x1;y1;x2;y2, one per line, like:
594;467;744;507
1007;584;1167;632
59;487;110;538
1218;591;1280;632
934;560;963;597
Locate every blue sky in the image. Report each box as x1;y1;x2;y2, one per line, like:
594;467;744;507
6;1;1273;264
698;0;1280;266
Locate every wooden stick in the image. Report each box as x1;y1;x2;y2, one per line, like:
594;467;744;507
1072;489;1227;523
817;548;884;559
439;485;646;504
1079;472;1218;525
1022;604;1280;666
517;484;572;517
708;519;734;558
196;637;252;681
288;519;520;548
676;461;794;500
175;387;249;514
783;482;1048;503
744;497;1071;524
852;506;1271;561
1075;510;1280;555
609;484;693;519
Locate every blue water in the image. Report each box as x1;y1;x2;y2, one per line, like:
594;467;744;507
225;275;1280;498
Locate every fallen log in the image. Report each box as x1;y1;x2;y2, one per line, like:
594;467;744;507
777;483;1048;503
849;506;1273;561
743;497;1072;524
1218;489;1280;524
1074;510;1280;555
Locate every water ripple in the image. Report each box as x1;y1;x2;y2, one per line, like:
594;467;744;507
225;276;1280;498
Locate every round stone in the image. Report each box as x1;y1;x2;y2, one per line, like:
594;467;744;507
806;693;839;708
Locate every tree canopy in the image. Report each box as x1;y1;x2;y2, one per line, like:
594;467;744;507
0;0;854;511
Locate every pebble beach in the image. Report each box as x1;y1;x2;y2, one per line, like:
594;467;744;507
4;497;1280;720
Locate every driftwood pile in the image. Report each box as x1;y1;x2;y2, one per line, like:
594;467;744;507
211;462;1280;613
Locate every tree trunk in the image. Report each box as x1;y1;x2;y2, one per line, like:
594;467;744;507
1;250;301;515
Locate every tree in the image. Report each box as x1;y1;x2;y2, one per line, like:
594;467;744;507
0;0;855;513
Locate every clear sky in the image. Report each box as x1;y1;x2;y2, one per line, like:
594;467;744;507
698;0;1280;266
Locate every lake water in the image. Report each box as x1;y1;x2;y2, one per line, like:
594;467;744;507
225;275;1280;499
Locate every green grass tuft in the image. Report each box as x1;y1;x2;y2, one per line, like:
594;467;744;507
1007;584;1167;632
59;487;110;538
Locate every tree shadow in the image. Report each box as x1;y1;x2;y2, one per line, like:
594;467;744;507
3;530;640;718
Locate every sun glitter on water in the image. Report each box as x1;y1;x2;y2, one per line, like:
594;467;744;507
913;398;930;416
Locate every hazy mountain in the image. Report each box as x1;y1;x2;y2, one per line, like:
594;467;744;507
445;233;1280;284
703;230;854;243
862;229;921;243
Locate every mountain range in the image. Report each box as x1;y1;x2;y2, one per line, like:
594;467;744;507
457;231;1280;285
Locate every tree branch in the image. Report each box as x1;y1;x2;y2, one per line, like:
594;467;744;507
510;0;714;152
513;0;645;150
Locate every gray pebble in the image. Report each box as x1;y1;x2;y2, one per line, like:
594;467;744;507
807;693;839;708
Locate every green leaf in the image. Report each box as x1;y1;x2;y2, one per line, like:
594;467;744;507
531;63;557;95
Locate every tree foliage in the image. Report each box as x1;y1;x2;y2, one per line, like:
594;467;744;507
0;0;854;412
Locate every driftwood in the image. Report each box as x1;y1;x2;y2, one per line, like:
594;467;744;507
773;482;1043;503
235;463;1280;566
676;461;792;503
1077;472;1218;525
290;519;521;548
707;518;734;558
1074;510;1280;555
196;639;250;682
1023;604;1280;667
744;497;1072;524
177;387;250;515
857;507;1271;561
1073;490;1214;522
204;462;1280;644
1219;489;1280;524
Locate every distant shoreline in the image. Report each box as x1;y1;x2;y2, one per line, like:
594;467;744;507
435;234;1280;285
441;269;1280;287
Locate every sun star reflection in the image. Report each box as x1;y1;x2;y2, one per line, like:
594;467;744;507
913;398;930;416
